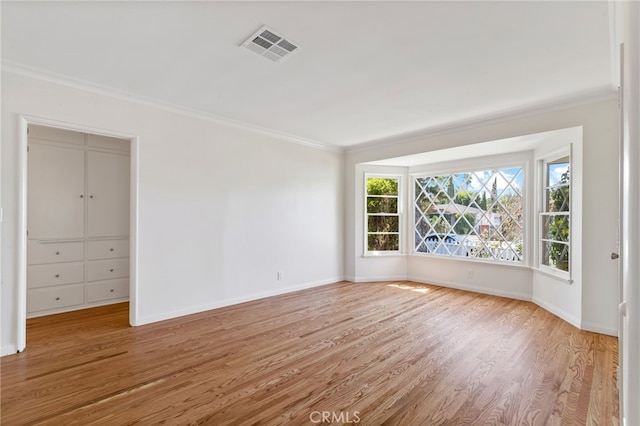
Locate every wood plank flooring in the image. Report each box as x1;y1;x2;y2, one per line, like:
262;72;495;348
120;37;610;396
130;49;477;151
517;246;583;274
1;281;618;425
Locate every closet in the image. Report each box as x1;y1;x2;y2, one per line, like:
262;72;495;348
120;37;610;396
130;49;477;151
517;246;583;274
27;125;130;317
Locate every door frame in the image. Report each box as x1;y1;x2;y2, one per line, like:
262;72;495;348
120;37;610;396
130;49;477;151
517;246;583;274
16;115;140;351
617;42;625;422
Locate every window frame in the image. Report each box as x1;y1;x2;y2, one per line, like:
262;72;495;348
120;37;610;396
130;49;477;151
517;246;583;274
364;174;402;255
537;149;572;279
411;161;526;265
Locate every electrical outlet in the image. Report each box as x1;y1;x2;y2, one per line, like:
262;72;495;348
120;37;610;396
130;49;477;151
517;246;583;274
277;271;283;281
467;270;474;279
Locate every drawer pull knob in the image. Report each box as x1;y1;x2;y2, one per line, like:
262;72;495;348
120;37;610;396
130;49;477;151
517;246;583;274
55;297;60;301
110;289;114;292
80;194;84;198
110;248;114;252
55;274;60;278
90;195;94;199
55;251;60;255
110;269;114;272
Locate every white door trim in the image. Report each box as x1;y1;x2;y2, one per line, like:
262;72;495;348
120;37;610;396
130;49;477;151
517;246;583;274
617;41;625;422
16;115;140;351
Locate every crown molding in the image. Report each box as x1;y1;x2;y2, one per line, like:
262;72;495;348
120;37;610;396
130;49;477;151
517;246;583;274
2;60;617;156
1;61;343;153
345;85;618;154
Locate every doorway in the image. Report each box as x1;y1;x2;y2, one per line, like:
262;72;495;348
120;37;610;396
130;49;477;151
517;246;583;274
16;116;139;351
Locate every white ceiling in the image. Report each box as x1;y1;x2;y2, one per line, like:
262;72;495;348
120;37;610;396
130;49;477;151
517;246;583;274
1;1;615;149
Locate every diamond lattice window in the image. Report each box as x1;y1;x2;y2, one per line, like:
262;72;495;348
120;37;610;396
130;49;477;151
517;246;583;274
414;167;524;263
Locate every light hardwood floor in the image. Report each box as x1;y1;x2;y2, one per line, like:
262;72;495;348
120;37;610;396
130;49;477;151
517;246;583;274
2;281;618;425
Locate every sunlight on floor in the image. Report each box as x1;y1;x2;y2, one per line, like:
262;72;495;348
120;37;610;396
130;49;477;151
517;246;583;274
387;283;430;294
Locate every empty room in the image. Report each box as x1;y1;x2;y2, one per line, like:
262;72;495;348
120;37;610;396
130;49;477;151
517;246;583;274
1;1;639;425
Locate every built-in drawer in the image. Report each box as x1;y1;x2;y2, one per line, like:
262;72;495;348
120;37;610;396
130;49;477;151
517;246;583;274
27;284;84;313
87;240;129;260
27;262;84;289
87;259;129;282
86;279;129;303
28;240;84;265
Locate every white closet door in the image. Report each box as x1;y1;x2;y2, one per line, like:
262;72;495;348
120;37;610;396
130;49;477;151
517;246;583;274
28;144;85;239
87;151;130;238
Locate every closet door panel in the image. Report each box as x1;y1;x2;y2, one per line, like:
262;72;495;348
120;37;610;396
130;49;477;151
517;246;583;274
87;151;130;238
27;144;85;239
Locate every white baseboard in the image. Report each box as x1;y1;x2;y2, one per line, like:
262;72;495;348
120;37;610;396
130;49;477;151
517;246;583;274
1;344;18;357
136;277;343;326
532;296;581;329
580;320;618;336
407;276;532;301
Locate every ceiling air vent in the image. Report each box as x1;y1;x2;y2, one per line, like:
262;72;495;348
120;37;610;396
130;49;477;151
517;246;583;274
241;25;299;63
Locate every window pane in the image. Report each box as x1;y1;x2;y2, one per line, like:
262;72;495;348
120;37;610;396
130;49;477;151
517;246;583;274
427;213;451;234
546;184;570;212
368;216;399;233
542;240;569;271
415;233;472;256
368;234;399;251
542;214;569;242
367;197;398;214
414;167;524;263
366;177;398;196
547;160;570;187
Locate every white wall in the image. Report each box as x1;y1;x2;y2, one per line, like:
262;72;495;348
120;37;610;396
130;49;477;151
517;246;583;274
531;132;583;330
409;258;533;301
574;100;618;335
1;71;344;353
345;99;619;335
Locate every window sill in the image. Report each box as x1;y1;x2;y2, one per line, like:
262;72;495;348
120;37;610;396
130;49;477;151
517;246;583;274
361;253;574;284
362;252;407;258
